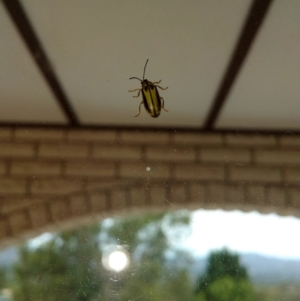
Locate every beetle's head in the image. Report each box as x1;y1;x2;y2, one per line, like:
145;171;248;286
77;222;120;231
141;79;149;88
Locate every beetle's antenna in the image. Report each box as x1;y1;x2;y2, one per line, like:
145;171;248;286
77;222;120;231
129;77;142;81
143;59;149;80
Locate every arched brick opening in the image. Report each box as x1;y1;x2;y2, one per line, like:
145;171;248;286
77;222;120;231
0;128;299;247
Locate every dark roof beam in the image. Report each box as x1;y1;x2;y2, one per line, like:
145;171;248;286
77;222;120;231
2;0;79;126
204;0;274;130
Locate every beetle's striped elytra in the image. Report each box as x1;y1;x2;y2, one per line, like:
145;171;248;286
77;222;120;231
129;59;168;118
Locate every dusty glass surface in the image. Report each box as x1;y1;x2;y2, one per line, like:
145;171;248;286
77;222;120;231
0;0;300;301
1;210;300;300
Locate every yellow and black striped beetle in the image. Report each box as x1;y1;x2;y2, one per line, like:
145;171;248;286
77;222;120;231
129;59;168;118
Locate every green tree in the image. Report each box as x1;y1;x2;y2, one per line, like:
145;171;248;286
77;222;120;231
103;211;194;300
104;211;190;265
206;276;255;301
195;249;254;301
196;248;248;293
12;224;104;301
0;267;7;289
11;211;194;301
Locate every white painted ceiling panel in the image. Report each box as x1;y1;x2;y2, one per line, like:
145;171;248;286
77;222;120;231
20;0;251;127
0;3;67;124
217;0;300;130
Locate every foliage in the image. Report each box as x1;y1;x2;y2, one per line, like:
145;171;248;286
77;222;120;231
11;210;194;301
104;210;191;265
195;248;254;301
205;276;255;301
196;248;248;293
6;211;300;301
12;224;104;301
0;267;7;289
118;262;195;301
102;210;194;300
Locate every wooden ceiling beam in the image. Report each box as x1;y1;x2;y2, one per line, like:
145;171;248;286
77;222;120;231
203;0;274;130
2;0;80;126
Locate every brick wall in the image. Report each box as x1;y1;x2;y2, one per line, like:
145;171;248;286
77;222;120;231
0;127;300;247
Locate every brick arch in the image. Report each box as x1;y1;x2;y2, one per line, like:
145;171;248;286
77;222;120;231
0;128;300;247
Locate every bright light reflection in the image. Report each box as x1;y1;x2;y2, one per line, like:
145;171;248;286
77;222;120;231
102;245;130;272
108;250;129;272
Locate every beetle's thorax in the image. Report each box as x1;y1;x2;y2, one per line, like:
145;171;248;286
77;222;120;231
141;79;153;89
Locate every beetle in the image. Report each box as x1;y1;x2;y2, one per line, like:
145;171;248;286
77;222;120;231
128;59;168;118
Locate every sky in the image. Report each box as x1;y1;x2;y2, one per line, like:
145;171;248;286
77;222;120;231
182;209;300;260
26;209;300;261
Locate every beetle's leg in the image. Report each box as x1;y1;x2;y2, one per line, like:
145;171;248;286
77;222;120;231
160;97;168;112
134;101;143;117
152;80;161;85
132;90;141;98
128;89;141;98
128;88;141;94
156;85;168;91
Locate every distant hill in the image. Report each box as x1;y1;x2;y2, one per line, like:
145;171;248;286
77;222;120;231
189;253;300;285
240;253;300;284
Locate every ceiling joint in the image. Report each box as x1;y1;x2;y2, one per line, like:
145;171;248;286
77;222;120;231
203;0;274;130
2;0;80;126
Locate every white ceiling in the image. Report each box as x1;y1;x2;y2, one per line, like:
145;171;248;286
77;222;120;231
0;0;299;131
0;3;66;123
217;0;300;130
